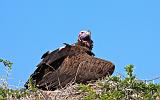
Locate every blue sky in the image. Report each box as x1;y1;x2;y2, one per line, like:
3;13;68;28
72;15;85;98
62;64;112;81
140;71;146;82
0;0;160;88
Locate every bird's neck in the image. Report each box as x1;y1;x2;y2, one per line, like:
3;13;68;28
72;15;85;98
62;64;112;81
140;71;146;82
75;41;92;50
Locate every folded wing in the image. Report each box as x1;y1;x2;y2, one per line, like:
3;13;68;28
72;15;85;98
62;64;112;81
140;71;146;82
24;44;94;89
25;44;115;91
37;53;115;90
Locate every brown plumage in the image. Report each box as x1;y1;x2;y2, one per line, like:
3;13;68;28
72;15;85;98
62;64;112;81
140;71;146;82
25;44;115;91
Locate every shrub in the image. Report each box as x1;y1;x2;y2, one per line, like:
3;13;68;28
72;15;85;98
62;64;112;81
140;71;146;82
78;64;160;100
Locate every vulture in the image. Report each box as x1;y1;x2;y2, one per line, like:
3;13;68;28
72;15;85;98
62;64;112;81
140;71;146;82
25;30;115;91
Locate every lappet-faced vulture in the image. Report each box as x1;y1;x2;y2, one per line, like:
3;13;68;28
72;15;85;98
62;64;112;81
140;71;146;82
25;30;115;90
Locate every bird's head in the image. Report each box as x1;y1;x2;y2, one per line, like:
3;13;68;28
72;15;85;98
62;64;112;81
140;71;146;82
78;30;93;50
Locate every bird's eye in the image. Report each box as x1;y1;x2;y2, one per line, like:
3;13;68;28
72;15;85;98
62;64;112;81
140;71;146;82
81;31;84;33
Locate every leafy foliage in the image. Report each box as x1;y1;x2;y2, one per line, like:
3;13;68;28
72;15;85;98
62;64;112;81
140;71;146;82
78;84;96;100
78;64;160;100
0;59;43;100
0;58;13;70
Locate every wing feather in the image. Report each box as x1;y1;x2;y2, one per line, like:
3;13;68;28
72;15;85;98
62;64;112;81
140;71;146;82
34;53;115;90
25;44;94;89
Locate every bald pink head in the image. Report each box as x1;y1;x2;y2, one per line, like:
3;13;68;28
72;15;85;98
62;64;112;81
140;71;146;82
78;30;93;50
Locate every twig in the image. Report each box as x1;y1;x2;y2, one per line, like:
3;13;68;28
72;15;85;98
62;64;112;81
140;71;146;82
73;61;87;83
38;90;48;100
144;76;160;82
45;63;62;89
